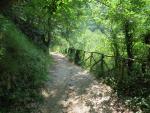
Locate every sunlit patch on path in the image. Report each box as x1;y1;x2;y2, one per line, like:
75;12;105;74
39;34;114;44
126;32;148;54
39;52;133;113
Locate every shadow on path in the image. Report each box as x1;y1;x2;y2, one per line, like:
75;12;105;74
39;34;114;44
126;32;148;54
39;52;133;113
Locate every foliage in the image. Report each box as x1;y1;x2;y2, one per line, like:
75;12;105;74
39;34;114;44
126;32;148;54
0;15;49;113
57;0;150;112
0;0;150;112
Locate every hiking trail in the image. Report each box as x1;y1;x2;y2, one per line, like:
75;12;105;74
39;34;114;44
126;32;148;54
39;52;132;113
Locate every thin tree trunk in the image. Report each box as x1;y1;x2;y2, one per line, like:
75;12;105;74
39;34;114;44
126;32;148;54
124;20;134;75
142;33;150;73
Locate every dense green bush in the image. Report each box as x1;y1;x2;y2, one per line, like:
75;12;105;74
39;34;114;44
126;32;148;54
0;15;50;113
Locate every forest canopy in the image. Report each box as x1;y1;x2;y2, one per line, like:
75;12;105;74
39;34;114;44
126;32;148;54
0;0;150;112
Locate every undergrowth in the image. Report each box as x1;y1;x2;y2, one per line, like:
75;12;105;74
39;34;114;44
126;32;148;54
0;15;50;113
63;48;150;113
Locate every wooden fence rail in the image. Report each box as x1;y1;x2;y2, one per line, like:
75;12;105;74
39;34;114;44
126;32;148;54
66;47;150;78
67;48;113;72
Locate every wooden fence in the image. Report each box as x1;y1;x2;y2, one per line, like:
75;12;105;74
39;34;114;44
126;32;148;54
67;48;114;72
65;47;150;79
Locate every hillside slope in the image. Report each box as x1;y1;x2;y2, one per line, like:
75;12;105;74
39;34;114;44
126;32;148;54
0;15;50;113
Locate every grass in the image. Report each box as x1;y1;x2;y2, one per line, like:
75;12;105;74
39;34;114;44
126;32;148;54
0;15;50;113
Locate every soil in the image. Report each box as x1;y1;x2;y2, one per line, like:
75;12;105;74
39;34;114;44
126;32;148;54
39;52;133;113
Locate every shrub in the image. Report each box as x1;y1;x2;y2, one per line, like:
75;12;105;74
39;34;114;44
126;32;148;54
0;15;50;113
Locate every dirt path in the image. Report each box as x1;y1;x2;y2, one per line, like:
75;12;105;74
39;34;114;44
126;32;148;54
39;52;132;113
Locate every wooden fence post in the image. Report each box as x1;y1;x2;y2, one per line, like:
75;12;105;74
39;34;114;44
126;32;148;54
90;53;93;66
82;51;85;61
68;48;76;61
118;58;125;85
74;49;81;65
100;54;104;75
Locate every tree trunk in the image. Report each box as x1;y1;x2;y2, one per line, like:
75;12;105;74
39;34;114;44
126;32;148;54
43;33;51;47
142;33;150;73
111;33;120;68
124;20;134;75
